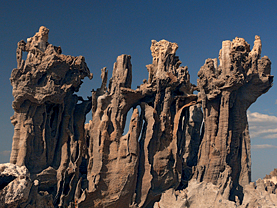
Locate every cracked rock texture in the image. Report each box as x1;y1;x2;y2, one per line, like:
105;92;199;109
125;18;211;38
0;27;275;207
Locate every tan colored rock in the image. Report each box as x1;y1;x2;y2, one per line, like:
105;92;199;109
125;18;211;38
3;27;275;208
146;39;180;82
241;179;277;207
155;177;277;208
0;163;55;208
9;26;92;207
77;39;199;207
27;26;49;52
194;36;273;202
219;40;231;76
249;35;262;58
154;177;236;208
0;163;31;207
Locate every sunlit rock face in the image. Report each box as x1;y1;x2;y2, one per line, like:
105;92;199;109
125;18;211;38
193;36;273;202
82;39;200;208
10;26;93;207
1;27;275;208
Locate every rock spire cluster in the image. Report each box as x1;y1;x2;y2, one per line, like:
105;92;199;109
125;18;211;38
0;26;274;208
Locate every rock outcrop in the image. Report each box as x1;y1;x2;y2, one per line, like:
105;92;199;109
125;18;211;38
0;164;32;207
0;27;275;207
10;26;93;207
154;178;277;208
81;39;200;208
193;36;273;201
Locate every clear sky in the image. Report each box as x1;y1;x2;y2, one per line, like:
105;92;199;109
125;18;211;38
0;0;276;181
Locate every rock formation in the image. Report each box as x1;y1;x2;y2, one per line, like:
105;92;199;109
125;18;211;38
193;36;273;201
9;26;93;207
0;27;275;207
79;39;201;208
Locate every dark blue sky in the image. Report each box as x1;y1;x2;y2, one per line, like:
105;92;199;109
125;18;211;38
1;0;276;181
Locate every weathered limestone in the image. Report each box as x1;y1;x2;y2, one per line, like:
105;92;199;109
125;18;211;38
1;27;275;208
155;178;277;208
154;179;237;208
0;164;31;207
80;55;141;207
10;26;93;207
0;163;56;207
241;179;277;207
219;40;232;76
78;39;199;207
193;36;273;201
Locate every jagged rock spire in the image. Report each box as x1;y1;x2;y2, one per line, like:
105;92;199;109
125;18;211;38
0;28;274;208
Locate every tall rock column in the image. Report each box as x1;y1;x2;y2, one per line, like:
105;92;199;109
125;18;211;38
80;55;143;208
80;40;201;208
133;40;200;207
10;26;93;207
194;36;273;201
